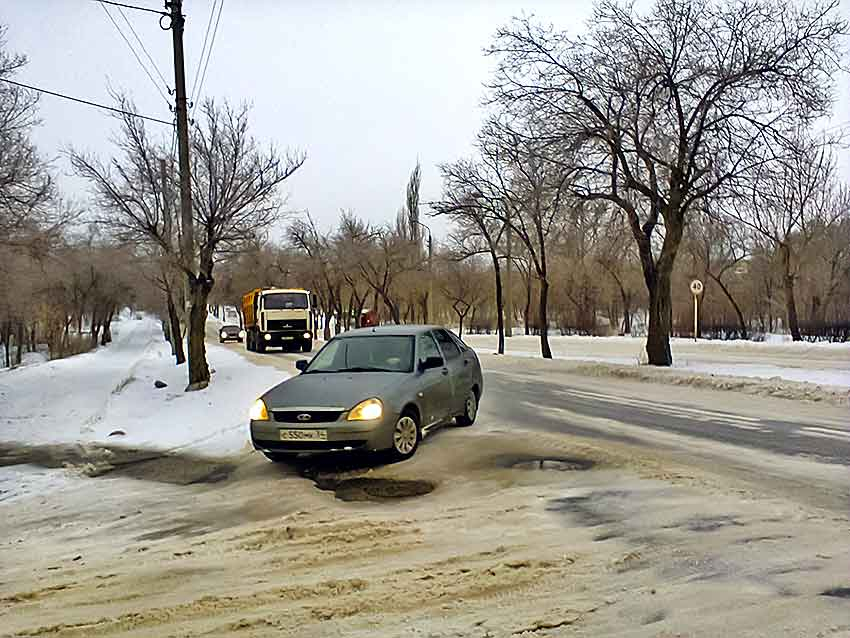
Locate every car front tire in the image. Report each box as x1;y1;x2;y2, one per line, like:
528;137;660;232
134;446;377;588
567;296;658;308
390;410;420;460
455;389;478;426
302;339;313;353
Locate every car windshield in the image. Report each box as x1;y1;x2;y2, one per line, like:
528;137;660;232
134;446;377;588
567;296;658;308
262;292;308;310
306;336;414;373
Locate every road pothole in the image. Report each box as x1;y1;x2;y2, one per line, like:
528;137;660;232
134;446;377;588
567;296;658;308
497;455;595;472
313;477;436;502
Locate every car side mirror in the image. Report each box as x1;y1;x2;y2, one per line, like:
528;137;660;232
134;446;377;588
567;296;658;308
418;355;444;372
295;360;309;373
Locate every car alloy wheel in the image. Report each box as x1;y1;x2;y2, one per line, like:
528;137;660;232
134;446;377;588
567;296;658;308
392;414;419;458
456;390;477;426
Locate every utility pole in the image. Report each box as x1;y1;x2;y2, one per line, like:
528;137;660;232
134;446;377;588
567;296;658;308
427;230;434;324
166;0;193;281
505;215;513;338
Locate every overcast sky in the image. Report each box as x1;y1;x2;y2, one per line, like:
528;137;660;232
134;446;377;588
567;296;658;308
5;0;849;239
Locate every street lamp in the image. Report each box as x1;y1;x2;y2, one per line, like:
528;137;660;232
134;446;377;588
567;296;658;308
413;219;434;324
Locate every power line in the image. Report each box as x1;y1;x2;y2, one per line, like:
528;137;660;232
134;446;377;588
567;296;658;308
99;2;171;106
0;77;174;126
189;0;218;107
116;4;172;94
94;0;167;16
191;0;224;114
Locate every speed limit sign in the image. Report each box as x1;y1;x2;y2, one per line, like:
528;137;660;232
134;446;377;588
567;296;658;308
690;279;703;341
690;279;704;296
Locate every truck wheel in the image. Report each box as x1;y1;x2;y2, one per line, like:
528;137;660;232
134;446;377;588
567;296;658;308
302;340;313;353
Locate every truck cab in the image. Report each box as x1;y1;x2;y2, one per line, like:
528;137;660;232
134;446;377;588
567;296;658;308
242;288;314;353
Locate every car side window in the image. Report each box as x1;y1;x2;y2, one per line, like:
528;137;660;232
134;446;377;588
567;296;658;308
418;334;441;362
447;330;469;352
434;329;461;360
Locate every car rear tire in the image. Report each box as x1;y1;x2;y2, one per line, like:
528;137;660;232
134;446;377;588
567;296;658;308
455;389;478;426
390;410;420;460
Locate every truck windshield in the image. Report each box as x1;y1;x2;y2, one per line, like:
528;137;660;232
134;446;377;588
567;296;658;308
263;293;308;310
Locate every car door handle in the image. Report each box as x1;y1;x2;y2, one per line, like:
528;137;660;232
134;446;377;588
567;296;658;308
463;359;469;366
441;368;449;375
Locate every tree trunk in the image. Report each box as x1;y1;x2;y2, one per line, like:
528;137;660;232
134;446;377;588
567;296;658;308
15;322;24;366
709;272;748;340
166;288;187;364
639;209;683;366
101;309;113;345
456;312;464;337
780;244;802;341
491;251;505;355
645;265;673;366
538;277;552;359
2;322;10;367
90;308;101;349
622;291;632;335
186;275;213;390
524;277;532;336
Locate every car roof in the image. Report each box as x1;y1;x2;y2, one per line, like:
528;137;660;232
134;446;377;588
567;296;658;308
335;325;443;338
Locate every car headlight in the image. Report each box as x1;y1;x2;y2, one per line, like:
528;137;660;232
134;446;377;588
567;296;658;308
264;333;272;341
249;398;269;421
303;332;311;339
220;331;227;339
239;330;246;338
347;398;383;421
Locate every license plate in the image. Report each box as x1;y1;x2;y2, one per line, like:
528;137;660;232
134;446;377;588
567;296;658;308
280;336;294;341
279;429;327;442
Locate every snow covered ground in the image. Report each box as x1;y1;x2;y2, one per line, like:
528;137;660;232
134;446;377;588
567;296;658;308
461;333;850;388
0;315;288;458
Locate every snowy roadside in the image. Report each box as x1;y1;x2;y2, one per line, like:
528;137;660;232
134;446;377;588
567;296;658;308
0;315;288;458
462;333;850;393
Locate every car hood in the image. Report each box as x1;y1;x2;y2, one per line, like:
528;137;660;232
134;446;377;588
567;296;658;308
262;372;407;410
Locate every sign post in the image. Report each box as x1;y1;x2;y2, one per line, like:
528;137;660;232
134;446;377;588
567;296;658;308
690;279;704;341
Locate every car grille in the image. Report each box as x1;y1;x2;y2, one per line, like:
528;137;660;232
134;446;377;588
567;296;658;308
258;440;366;451
272;410;344;424
266;319;307;331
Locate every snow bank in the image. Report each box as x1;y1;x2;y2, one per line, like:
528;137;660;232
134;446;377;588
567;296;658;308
568;361;849;406
0;316;288;457
462;332;849;389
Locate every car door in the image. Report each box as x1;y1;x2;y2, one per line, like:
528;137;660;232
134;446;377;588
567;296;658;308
416;332;454;426
432;329;466;414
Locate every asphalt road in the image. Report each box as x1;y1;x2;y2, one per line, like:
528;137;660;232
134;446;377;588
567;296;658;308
228;339;849;464
482;367;850;466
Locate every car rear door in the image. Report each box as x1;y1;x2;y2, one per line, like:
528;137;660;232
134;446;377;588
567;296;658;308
416;332;454;426
433;329;467;414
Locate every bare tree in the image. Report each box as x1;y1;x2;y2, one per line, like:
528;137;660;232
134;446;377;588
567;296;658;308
433;159;508;353
725;132;839;340
182;100;304;386
686;207;751;338
0;26;61;247
68;100;187;364
439;258;486;336
487;0;846;363
479;119;575;359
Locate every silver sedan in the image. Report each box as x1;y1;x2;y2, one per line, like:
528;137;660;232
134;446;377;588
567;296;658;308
249;326;483;461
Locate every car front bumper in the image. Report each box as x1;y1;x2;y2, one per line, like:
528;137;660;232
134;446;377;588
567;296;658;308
250;415;394;455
